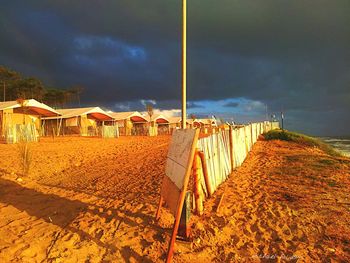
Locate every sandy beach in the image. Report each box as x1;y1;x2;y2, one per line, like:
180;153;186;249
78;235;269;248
0;136;349;262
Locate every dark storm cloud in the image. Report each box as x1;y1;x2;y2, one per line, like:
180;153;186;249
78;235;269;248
0;0;349;135
223;102;239;108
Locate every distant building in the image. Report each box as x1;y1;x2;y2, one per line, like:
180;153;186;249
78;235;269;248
168;116;182;132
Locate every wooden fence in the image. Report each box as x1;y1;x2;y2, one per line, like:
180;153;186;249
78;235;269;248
196;121;279;195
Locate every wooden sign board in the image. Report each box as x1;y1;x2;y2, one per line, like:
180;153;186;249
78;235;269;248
156;128;199;263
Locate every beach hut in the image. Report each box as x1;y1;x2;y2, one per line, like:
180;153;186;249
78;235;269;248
0;99;59;143
150;114;170;135
196;118;217;127
191;119;205;128
168;117;216;132
187;118;217;133
168;117;182;133
42;107;116;137
186;118;216;128
201;118;218;133
110;111;148;136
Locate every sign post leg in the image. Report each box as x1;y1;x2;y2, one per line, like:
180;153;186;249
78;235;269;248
155;196;163;221
166;190;187;263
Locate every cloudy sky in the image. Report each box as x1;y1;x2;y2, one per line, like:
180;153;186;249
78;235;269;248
1;0;349;136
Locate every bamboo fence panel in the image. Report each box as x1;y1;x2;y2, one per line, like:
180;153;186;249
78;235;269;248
5;123;38;143
101;125;119;138
197;131;231;191
197;121;278;193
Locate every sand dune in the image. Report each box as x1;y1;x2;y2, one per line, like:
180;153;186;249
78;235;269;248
0;136;349;262
186;140;350;262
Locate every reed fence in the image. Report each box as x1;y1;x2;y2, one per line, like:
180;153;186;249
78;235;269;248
100;125;119;138
4;123;38;144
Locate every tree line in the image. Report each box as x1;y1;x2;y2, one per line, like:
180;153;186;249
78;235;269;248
0;65;83;108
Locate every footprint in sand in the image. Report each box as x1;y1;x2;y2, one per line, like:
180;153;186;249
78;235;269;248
282;225;292;236
271;230;283;243
258;219;269;230
250;221;259;233
255;231;263;243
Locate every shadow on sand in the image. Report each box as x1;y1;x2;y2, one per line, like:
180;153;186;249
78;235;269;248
0;178;167;262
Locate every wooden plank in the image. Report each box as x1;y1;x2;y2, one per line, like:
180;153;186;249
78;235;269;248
237;128;242;166
223;131;231;175
205;137;215;193
219;132;228;180
212;134;220;189
165;159;187;190
164;129;198;190
206;136;214;190
167;129;198;169
233;129;238;166
230;127;234;169
160;176;182;215
250;124;254;148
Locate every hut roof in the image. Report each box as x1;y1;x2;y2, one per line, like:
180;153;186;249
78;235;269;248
110;111;147;123
43;107;113;121
168;116;182;124
147;114;170;124
0;99;59;117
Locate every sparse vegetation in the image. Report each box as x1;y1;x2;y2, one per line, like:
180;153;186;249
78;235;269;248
263;129;343;157
327;180;338;187
318;158;337;166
